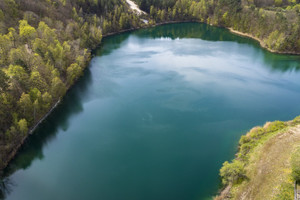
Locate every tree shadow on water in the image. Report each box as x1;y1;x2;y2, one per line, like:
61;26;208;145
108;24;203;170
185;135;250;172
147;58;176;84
0;178;15;200
0;68;93;196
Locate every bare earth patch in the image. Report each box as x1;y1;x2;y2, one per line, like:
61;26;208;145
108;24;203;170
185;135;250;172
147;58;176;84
125;0;146;15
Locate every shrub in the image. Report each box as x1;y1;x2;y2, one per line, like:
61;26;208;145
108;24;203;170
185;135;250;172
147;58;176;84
274;182;294;200
220;160;246;185
248;126;265;139
292;115;300;125
264;121;286;133
238;143;252;161
239;135;250;145
291;146;300;181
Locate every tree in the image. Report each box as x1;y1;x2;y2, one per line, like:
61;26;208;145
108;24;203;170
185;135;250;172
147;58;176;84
36;21;57;44
7;64;29;95
160;9;166;21
30;71;48;92
67;63;83;85
18;93;33;121
119;13;129;29
8;28;18;48
33;99;39;123
0;70;9;92
29;88;42;102
150;5;156;18
18;119;28;135
275;0;283;6
9;46;33;70
88;25;102;49
0;34;13;65
51;77;66;100
46;40;64;71
19;20;37;45
0;93;14;133
172;7;177;19
42;92;52;111
102;19;110;34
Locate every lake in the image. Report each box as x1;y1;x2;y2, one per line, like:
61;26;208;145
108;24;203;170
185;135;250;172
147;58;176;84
2;23;300;200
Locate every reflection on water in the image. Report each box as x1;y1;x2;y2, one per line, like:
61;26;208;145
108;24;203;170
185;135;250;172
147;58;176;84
97;23;300;72
2;22;300;200
131;23;300;72
0;178;14;199
2;68;92;185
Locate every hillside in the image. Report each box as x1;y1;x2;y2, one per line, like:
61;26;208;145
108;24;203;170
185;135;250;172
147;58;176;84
216;116;300;200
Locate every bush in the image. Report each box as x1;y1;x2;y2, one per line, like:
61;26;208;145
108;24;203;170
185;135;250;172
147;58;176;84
264;121;286;133
238;143;252;161
274;182;294;200
291;146;300;181
220;160;246;185
292;115;300;125
248;126;265;139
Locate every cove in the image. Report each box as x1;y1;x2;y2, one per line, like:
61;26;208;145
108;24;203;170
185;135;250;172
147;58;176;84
2;22;300;200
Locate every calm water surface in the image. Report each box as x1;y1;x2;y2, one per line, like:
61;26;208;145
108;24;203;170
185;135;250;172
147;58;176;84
3;23;300;200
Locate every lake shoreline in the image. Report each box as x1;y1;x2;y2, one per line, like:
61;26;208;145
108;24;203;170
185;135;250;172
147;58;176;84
215;117;300;199
2;21;300;173
104;21;300;55
228;28;300;55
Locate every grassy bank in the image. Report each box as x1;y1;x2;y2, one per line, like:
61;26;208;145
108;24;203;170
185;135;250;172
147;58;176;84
216;116;300;200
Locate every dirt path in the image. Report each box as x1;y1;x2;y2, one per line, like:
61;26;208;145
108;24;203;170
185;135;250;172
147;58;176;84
125;0;146;15
235;125;300;200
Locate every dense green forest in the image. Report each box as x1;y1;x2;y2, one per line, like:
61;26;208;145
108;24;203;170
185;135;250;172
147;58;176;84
1;0;300;171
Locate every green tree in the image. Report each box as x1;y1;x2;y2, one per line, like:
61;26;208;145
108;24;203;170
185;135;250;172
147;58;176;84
18;93;33;121
150;5;156;18
42;92;52;111
88;25;102;49
0;70;9;92
33;99;39;123
30;71;48;92
19;20;37;45
67;63;83;85
7;64;29;95
275;0;283;6
18;119;28;135
51;77;66;100
29;88;42;102
8;28;18;48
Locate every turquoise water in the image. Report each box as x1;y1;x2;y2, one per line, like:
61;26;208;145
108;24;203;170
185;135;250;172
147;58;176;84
3;23;300;200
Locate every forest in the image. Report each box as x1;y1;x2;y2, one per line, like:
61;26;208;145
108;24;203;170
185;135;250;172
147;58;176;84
1;0;300;171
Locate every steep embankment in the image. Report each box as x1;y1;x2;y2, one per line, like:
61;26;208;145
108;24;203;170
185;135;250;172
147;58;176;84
216;117;300;200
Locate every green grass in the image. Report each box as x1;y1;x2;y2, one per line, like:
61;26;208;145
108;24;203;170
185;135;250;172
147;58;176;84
216;116;300;200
